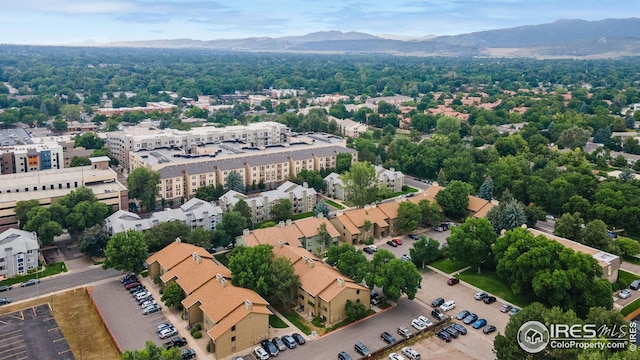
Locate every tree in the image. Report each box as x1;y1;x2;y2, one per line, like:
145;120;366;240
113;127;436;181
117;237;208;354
616;237;640;257
486;199;527;232
409;237;441;269
345;300;368;322
103;230;148;274
228;244;274;298
292;169;326;192
186;227;213;248
342;161;378;208
436;116;461;136
65;200;110;234
326;243;369;283
217;211;248;245
582;219;613;251
397;201;421;233
314;200;330;218
268;257;301;307
477;177;494;201
233;199;253;229
435;180;473;219
52;119;68;132
60;104;82;121
225;172;245;193
194;184;225;202
78;225;110;258
336;153;352;174
317;223;333;249
74;132;105;149
121;341;181;360
161;282;185;309
23;207;62;246
593;126;611;144
15;199;39;229
145;221;192;253
375;259;422;301
69;156;91;167
554;212;585;242
447;217;496;274
557;126;591;149
418;199;443;227
127;167;160;211
271;198;293;222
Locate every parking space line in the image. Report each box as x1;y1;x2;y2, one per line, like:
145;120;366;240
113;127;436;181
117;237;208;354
0;344;26;355
32;308;37;318
42;317;55;322
52;338;66;343
0;320;7;325
0;336;23;345
58;348;72;355
8;311;24;321
48;327;60;332
0;329;22;339
0;349;27;360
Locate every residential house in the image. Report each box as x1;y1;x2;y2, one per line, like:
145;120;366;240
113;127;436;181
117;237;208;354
0;228;39;279
330;117;368;138
330;205;390;244
238;216;340;253
324;166;404;201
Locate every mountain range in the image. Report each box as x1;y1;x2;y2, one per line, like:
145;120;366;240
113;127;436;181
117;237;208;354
101;18;640;58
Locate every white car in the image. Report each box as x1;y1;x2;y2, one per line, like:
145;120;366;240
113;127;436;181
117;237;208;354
402;347;421;360
159;327;177;339
135;291;151;300
440;300;456;312
411;319;426;331
417;316;432;327
389;353;406;360
368;245;378;252
474;291;488;300
140;299;157;308
619;289;632;299
254;346;269;360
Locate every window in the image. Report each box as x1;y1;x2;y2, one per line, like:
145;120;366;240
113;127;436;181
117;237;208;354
231;336;236;342
231;325;236;331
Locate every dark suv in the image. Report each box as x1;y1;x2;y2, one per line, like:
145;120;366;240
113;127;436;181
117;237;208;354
431;297;445;307
431;309;446;320
261;339;279;357
354;342;370;356
381;331;396;344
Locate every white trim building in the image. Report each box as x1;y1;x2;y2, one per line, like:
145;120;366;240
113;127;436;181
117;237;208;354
0;228;39;279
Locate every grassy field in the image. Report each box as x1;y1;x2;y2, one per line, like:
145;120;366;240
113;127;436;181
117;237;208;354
458;269;529;307
430;259;468;274
0;288;120;360
0;262;67;287
325;199;344;210
214;253;230;266
279;309;313;335
619;269;640;284
292;212;314;220
621;297;640;317
269;314;289;328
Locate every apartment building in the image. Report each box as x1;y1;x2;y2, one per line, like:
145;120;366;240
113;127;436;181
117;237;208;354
330;117;369;138
0;157;128;231
96;101;176;116
218;181;317;224
0;142;64;174
324;165;404;201
239;216;340;253
104;197;223;235
107;121;289;169
0;228;39;279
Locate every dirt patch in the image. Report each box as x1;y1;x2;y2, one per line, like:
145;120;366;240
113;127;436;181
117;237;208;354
0;288;120;360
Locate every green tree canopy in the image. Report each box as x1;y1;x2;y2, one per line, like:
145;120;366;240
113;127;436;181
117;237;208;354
121;341;181;360
127;167;160;211
78;224;110;258
447;217;497;274
270;198;293;222
225;171;245;193
326;243;369;283
435;180;472;219
161;282;185;309
342;161;378;208
268;257;301;308
103;230;149;274
418;199;443;227
23;207;62;246
74;132;105;149
409;237;441;269
194;184;225;202
374;258;422;301
15;199;39;229
396;201;421;234
314;200;330;218
145;221;192;252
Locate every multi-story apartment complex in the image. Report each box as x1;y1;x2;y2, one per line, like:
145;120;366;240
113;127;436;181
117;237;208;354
0;142;64;174
324;165;404;201
0;157;128;231
0;228;39;278
218;181;317;224
106;121;289;169
329;116;369;138
96;101;176;116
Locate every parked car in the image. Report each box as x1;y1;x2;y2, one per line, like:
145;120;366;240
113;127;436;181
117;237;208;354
135;291;151;300
0;298;11;305
125;281;142;290
156;323;173;333
272;337;286;352
260;339;279;357
163;337;187;349
142;304;161;315
472;319;488;329
254;346;269;360
408;234;419;240
381;331;396;344
483;296;497;304
447;278;459;286
500;304;513;313
444;326;459;338
474;291;488;300
121;273;137;282
140;300;157;308
0;285;12;292
463;313;478;325
354;342;370;356
388;353;406;360
281;335;297;349
137;295;153;304
20;279;39;287
483;325;497;334
411;319;427;331
417;315;432;327
431;309;445;320
401;346;421;360
508;307;521;316
451;323;467;335
620;289;632;299
338;351;352;360
159;327;177;339
630;280;640;290
456;310;470;320
386;240;398;247
180;349;196;360
363;247;374;254
367;245;378;252
546;214;555;221
432;226;444;232
400;254;412;261
292;333;305;345
392;238;403;245
397;326;412;339
436;330;452;342
440;300;456;312
129;285;146;294
431;297;445;307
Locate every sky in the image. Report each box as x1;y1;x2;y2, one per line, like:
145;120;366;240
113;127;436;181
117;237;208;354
0;0;637;45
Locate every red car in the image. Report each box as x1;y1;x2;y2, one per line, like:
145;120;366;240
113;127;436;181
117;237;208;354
447;278;460;286
125;282;142;289
392;238;403;246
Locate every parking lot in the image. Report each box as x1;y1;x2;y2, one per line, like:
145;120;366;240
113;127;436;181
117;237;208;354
0;304;74;360
92;278;172;351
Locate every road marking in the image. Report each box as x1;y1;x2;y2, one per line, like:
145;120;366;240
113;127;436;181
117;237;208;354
48;327;60;332
0;329;22;338
8;311;24;321
52;338;66;343
58;349;72;355
0;335;23;345
0;349;27;360
31;308;37;318
42;316;55;321
0;344;26;355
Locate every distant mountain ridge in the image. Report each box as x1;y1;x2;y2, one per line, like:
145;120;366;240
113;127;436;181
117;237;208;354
101;18;640;58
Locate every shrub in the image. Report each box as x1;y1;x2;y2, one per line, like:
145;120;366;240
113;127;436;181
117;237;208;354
311;316;325;327
206;343;210;352
617;278;629;291
192;331;202;339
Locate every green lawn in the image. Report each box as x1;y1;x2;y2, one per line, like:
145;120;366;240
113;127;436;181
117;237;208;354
430;259;468;274
292;212;314;220
0;262;67;287
618;270;640;284
325;199;344;210
279;310;313;335
623;255;640;266
621;298;640;317
269;314;289;328
458;269;529;308
214;253;230;267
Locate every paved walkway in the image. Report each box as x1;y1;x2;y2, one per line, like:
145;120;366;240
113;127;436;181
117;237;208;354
621;262;640;275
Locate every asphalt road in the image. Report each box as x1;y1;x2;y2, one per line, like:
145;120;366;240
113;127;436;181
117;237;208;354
1;267;121;303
